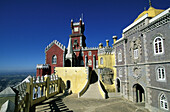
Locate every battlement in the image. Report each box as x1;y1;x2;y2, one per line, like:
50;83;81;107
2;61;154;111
36;64;49;69
98;47;114;55
45;40;66;52
82;47;98;51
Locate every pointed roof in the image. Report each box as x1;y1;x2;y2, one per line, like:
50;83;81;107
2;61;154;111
134;6;164;22
0;87;16;97
66;38;73;59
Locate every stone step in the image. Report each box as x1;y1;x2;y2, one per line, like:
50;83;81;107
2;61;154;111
81;82;103;99
108;92;122;98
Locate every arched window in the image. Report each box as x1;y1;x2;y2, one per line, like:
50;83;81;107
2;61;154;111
160;93;169;110
52;55;57;64
88;59;92;65
118;52;122;62
100;57;103;65
157;66;166;81
154;37;164;55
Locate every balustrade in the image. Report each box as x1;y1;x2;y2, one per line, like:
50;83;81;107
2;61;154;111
0;75;61;112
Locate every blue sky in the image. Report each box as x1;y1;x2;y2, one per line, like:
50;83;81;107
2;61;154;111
0;0;169;72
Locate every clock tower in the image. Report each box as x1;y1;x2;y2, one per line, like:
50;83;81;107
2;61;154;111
70;18;86;50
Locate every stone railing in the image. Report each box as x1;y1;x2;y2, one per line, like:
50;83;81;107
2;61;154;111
0;75;61;112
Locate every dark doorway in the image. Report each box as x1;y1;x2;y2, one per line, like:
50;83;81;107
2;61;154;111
116;78;120;92
66;80;71;90
65;59;71;67
133;84;145;103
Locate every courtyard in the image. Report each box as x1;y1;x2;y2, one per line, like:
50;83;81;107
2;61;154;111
34;93;149;112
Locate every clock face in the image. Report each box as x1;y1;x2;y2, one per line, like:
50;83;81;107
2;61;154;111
74;27;79;32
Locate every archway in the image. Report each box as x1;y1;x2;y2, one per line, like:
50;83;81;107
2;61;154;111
133;84;145;103
65;59;71;67
116;78;120;93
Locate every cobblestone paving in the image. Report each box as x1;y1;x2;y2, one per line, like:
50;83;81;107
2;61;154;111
35;93;150;112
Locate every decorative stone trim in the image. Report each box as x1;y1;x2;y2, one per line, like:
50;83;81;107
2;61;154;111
45;40;66;52
36;64;50;69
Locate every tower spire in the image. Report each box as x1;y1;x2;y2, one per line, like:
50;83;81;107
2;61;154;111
149;0;152;7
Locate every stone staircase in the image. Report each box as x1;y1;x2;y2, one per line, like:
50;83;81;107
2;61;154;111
81;82;103;99
108;92;122;98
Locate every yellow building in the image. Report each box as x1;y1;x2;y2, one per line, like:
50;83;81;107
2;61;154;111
97;38;117;92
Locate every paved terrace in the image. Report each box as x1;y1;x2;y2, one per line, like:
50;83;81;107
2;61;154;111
34;93;149;112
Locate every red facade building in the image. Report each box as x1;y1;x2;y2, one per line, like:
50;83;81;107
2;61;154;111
36;18;98;77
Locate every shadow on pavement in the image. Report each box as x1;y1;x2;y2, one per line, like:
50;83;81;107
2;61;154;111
33;93;73;112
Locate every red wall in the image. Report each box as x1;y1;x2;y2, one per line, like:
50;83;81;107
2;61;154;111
71;37;81;50
46;44;64;74
74;50;98;69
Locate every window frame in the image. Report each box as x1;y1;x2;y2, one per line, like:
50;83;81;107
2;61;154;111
160;93;169;110
100;57;103;65
52;55;57;64
88;51;92;56
154;37;164;55
134;49;138;59
156;66;166;82
118;52;122;62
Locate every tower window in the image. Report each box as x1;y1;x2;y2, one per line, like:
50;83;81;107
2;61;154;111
74;39;78;45
154;37;164;55
157;67;166;81
52;55;57;64
160;93;169;110
88;51;92;56
74;27;79;32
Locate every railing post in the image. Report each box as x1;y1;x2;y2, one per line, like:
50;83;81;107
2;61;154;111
30;78;33;107
44;75;50;99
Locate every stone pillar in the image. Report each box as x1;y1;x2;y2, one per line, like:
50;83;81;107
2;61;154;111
106;40;109;47
142;93;145;102
99;43;103;48
112;36;117;44
137;90;140;102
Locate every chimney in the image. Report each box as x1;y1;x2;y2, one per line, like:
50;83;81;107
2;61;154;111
112;36;117;44
99;43;103;48
106;40;109;47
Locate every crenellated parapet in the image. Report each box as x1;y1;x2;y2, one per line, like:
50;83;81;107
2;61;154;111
98;46;114;55
45;40;66;53
36;64;49;69
82;47;98;51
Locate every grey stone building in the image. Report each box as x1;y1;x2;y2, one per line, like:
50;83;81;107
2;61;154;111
113;5;170;112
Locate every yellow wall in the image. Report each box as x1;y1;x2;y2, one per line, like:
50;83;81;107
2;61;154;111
55;67;89;93
98;54;117;92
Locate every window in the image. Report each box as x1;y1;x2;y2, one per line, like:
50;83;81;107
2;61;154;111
160;94;169;110
74;39;78;45
88;51;92;56
88;59;92;65
134;49;138;59
157;67;166;81
52;55;57;64
118;52;122;62
154;37;164;55
100;57;103;65
119;68;122;77
74;27;79;32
